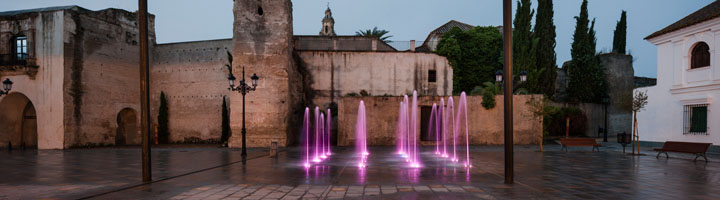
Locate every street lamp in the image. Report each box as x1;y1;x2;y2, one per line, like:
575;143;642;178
494;69;527;93
602;94;610;142
1;78;13;96
228;66;260;157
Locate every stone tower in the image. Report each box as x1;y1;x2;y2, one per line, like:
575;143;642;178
229;0;301;147
319;7;336;36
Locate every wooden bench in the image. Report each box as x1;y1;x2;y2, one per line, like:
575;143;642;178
559;138;602;151
654;141;712;162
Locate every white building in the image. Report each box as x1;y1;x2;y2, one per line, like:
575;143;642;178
637;1;719;145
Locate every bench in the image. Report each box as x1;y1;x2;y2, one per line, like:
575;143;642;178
654;141;712;162
559;138;602;151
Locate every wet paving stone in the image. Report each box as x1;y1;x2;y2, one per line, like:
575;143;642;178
1;144;720;199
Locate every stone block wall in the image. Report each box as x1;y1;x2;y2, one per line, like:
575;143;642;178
151;39;232;142
336;95;542;146
297;51;453;109
229;0;302;148
61;8;154;147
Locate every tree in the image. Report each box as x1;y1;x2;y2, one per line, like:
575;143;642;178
613;10;627;54
221;96;230;146
158;91;169;144
355;27;393;43
526;95;553;151
534;0;558;98
567;0;607;103
513;0;538;93
631;90;648;155
436;26;503;94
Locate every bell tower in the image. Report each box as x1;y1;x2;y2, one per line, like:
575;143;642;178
319;6;336;36
230;0;299;147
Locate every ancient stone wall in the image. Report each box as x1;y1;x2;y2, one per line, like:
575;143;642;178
61;8;154;147
294;36;396;51
150;39;232;142
297;51;453;110
599;53;633;136
229;0;301;148
336;95;542;146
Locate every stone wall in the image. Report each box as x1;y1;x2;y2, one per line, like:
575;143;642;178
336;95;542;146
297;51;453;110
150;39;232;142
294;36;396;51
599;53;633;136
61;8;154;147
229;0;302;148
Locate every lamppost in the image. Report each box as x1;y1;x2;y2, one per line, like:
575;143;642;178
1;78;12;96
602;94;610;142
494;69;527;93
228;66;259;157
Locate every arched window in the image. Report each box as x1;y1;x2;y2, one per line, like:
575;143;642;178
691;42;710;69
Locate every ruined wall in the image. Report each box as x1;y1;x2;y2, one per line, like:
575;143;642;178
297;51;453;110
336;95;542;146
150;39;231;142
294;36;396;51
230;0;301;148
61;8;155;147
599;53;633;136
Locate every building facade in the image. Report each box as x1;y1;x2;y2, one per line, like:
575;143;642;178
0;1;453;149
636;1;720;145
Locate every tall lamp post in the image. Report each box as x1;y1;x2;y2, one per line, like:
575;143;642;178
1;78;12;96
228;66;259;157
602;94;610;142
501;0;513;184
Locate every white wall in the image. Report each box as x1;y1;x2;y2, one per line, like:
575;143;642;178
637;17;720;144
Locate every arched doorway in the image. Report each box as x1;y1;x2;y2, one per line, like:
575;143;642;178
0;92;38;149
116;108;138;145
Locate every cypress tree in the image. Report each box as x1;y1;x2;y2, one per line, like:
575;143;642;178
221;96;230;145
568;0;607;103
534;0;557;98
613;10;627;54
158;91;169;144
512;0;537;93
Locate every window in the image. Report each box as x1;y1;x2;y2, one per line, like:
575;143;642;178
691;42;710;69
428;70;437;83
684;104;708;135
14;36;28;62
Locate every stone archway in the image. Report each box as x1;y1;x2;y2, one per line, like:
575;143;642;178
116;108;139;145
0;92;38;149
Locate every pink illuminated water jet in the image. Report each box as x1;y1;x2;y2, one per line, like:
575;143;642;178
302;108;311;168
456;92;471;168
356;101;368;168
448;97;457;162
441;98;449;158
313;107;322;163
430;103;439;155
326;108;332;156
320;114;327;159
410;91;420;168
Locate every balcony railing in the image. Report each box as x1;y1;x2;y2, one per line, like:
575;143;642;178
0;53;29;66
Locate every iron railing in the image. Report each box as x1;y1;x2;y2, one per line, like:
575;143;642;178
0;53;29;66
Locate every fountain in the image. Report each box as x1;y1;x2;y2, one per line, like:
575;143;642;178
441;98;449;158
456;92;471;168
447;97;457;162
320;113;327;159
410;91;420;168
356;101;368;168
326;108;332;156
313;107;322;163
430;103;439;155
302;108;311;168
396;102;406;155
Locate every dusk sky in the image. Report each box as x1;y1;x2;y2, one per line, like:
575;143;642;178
1;0;714;78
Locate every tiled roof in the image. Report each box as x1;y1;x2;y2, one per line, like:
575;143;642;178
645;1;720;40
0;5;82;17
429;20;475;36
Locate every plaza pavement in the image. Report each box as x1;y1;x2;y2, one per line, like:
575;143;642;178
1;143;719;199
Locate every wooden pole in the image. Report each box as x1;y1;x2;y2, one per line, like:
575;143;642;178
138;0;152;182
565;117;570;138
539;118;543;152
502;0;514;184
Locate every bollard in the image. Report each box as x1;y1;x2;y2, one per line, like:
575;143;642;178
8;141;11;151
270;140;278;157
